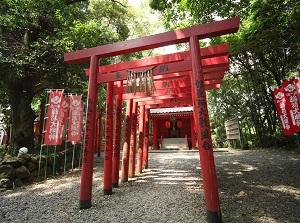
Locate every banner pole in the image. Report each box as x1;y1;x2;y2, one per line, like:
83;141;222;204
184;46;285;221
45;146;49;178
64;118;68;174
61;95;70;174
38;144;44;178
52;145;57;177
72;143;75;170
38;90;50;178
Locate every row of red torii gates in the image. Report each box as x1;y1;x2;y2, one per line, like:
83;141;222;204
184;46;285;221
64;17;240;223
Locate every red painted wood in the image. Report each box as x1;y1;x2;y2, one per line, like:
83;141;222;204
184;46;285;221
204;72;224;81
120;71;223;88
93;55;228;84
87;44;228;74
103;82;114;195
133;93;192;102
185;134;189;148
202;56;228;68
94;116;99;154
95;113;102;156
114;86;192;96
120;77;193;94
143;109;150;169
149;72;190;81
137;105;145;173
154;77;191;89
114;77;192;95
121;81;221;99
97;52;189;73
125;81;222;104
64;18;239;63
79;56;98;209
95;60;191;83
128;102;137;178
86;61;228;90
204;79;223;85
152;118;158;149
206;83;221;90
112;68;225;96
138;96;192;105
120;99;133;183
177;120;183;128
190;117;196;148
190;36;221;216
112;81;123;187
145;101;193;109
203;64;229;74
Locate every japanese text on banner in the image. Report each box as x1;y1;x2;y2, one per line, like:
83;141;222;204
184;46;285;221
44;90;64;145
282;78;300;133
67;95;83;144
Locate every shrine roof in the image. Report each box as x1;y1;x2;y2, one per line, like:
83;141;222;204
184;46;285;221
150;107;193;114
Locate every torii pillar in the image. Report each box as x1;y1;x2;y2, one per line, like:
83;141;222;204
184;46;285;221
103;82;114;195
112;81;123;187
137;105;145;173
120;99;133;182
128;101;138;178
190;36;222;222
79;55;98;209
143;109;150;169
190;116;196;148
152;119;158;149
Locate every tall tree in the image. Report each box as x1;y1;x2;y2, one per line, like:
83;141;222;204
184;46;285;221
0;0;141;152
1;0;86;152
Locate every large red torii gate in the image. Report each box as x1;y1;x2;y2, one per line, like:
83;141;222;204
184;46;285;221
85;42;229;168
64;17;240;223
86;43;229;181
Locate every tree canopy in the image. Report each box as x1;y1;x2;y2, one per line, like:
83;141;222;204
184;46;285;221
150;0;300;147
0;0;158;152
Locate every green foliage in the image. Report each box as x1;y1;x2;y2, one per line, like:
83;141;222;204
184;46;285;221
0;0;155;151
151;0;300;148
211;125;227;148
0;145;9;157
150;0;251;29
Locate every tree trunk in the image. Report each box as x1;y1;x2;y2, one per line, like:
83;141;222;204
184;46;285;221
10;78;35;154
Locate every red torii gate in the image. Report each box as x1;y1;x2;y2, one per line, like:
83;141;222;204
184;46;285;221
86;42;229;155
64;17;240;223
86;43;229;179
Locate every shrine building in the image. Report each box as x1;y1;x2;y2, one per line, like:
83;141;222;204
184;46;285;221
150;107;196;149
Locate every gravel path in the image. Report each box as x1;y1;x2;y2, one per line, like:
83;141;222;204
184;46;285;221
0;148;299;223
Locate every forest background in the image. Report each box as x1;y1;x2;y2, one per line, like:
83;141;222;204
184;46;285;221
0;0;299;154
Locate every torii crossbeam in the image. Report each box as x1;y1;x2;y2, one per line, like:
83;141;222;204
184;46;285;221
64;17;240;223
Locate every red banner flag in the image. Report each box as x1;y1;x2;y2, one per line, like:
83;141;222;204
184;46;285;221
67;95;83;144
44;90;64;145
282;78;300;133
58;96;70;141
273;87;294;135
